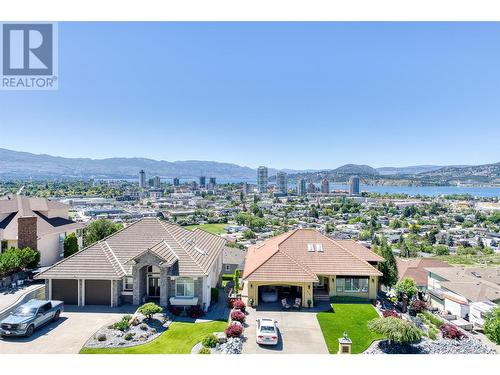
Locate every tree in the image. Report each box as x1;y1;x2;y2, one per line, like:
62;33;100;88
83;218;123;247
0;247;40;277
395;277;418;300
63;232;79;258
242;229;256;240
233;269;241;294
137;302;163;320
368;317;422;345
378;237;398;288
483;307;500;344
433;245;449;256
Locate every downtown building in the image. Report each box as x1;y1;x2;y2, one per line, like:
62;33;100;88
350;176;360;195
257;166;268;194
276;172;288;195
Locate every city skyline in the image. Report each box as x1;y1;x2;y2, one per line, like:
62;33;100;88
1;22;499;169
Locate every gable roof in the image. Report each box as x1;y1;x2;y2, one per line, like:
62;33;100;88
35;218;226;280
397;258;452;286
243;229;382;281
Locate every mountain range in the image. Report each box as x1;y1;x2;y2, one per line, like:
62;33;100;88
0;148;498;185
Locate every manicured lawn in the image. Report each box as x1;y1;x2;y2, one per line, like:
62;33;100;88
79;321;228;354
317;304;384;354
185;223;227;235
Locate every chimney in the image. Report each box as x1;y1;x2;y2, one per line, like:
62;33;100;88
17;216;38;250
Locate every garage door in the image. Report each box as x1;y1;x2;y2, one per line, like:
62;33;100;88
85;280;111;305
52;279;78;305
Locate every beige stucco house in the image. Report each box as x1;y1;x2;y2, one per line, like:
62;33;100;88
241;228;383;307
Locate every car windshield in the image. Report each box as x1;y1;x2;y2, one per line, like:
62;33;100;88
12;306;37;317
260;325;275;333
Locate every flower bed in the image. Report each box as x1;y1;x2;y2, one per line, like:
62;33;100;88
364;337;496;354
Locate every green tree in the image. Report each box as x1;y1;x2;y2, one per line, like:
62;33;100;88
63;232;79;258
483;307;500;344
395;277;418;300
368;317;422;345
137;302;163;320
83;218;123;247
378;237;398;288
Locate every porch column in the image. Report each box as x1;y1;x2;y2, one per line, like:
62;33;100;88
160;268;168;306
132;264;142;305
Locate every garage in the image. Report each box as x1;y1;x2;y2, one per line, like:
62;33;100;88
258;285;303;306
52;279;78;305
85;280;111;305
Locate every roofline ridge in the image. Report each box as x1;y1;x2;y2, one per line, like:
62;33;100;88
280;248;319;280
327;236;382;271
99;240;125;277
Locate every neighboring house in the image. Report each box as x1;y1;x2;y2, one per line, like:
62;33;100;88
34;218;226;310
222;246;246;274
241;228;383;307
426;266;500;318
396;258;452;292
0;194;84;267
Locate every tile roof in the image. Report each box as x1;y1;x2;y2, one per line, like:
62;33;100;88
397;258;452;286
243;228;382;282
35;218;226;280
222;246;246;267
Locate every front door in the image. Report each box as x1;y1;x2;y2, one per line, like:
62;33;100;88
148;276;160;297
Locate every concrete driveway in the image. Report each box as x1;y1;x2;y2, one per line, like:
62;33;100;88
242;306;328;354
0;305;135;354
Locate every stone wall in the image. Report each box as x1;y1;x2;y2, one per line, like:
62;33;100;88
17;216;38;250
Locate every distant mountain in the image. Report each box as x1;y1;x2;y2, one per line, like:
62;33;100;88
376;165;444;175
414;163;500;185
273;164;379;183
0;148;257;179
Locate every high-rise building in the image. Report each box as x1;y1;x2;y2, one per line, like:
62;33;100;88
153;176;161;188
199;176;206;188
350;176;360;195
297;179;307;196
276;172;287;195
139;170;146;188
307;182;316;194
321;178;330;194
208;177;216;190
242;182;253;195
173;178;180;187
257;166;268;194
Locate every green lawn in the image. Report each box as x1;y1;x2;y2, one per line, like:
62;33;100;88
436;254;500;266
317;304;383;354
79;321;227;354
184;223;227;235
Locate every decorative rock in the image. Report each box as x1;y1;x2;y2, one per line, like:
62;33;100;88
215;332;227;344
218;337;242;354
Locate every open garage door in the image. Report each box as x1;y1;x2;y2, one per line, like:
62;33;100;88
52;279;78;305
85;280;111;305
258;285;303;306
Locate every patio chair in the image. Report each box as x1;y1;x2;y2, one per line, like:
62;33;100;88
293;298;301;310
281;298;291;310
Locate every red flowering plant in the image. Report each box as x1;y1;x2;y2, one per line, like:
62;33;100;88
187;305;205;319
440;323;465;340
232;299;246;312
230;310;246;323
225;324;243;338
411;300;427;314
383;309;401;318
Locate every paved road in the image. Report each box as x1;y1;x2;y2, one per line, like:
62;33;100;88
0;305;135;354
242;307;328;354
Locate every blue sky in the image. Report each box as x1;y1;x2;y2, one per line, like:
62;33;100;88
1;22;499;169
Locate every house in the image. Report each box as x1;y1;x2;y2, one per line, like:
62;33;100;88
0;194;84;267
396;258;452;292
241;228;383;307
222;246;246;274
426;266;500;318
34;218;226;310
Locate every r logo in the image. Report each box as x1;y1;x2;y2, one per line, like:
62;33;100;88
2;23;53;76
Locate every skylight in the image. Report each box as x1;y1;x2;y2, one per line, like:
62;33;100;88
307;243;315;252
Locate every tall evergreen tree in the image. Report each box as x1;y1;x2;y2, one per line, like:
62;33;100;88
378;237;399;289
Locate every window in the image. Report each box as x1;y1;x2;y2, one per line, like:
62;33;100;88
225;265;230;272
175;277;194;298
123;277;133;291
336;277;369;293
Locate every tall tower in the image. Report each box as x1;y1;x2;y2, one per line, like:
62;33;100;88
321;178;330;194
199;176;206;188
257;166;268;194
139;170;146;188
277;172;287;195
350;176;360;195
297;179;307;196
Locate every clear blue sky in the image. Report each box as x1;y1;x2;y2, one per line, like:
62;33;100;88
1;22;499;169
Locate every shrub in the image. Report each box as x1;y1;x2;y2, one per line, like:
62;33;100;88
394;277;418;300
383;310;400;318
221;274;234;281
368;317;422;344
124;332;134;341
483;306;500;344
63;233;79;258
211;288;219;303
224;324;243;338
112;318;129;331
411;300;427;313
202;334;218;348
230;310;245;323
138;302;163;319
96;333;107;342
169;306;182;316
232;299;246;312
198;347;211;354
187;305;205;319
422;311;444;328
428;328;438;340
440;323;465;340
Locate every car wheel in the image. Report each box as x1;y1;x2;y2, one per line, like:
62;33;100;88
25;325;35;337
53;310;61;322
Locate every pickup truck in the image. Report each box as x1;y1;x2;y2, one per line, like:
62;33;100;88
0;299;64;337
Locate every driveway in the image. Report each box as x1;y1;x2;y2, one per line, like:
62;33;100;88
242;306;329;354
0;305;135;354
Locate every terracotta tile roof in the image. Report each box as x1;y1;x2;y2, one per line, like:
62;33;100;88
243;229;382;281
35;218;226;280
397;258;452;286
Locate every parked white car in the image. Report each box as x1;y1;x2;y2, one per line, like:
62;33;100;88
260;287;278;303
256;318;279;345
